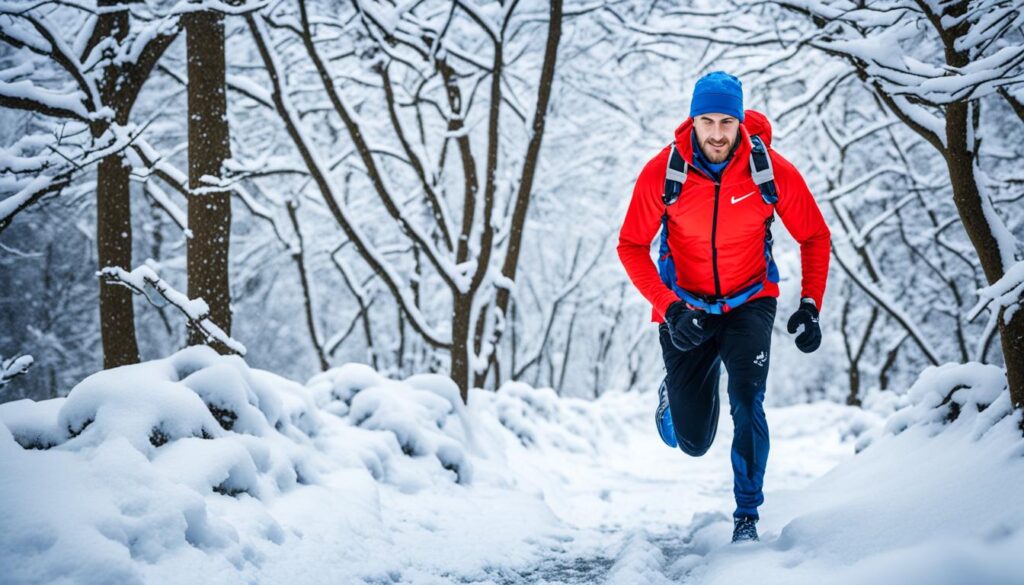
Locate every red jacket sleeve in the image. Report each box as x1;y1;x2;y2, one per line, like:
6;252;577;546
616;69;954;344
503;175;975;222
617;149;680;320
771;150;831;311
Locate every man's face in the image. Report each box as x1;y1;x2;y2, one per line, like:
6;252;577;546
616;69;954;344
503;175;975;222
694;113;739;164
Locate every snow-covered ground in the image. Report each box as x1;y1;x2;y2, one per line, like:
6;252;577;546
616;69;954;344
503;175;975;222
1;348;1022;585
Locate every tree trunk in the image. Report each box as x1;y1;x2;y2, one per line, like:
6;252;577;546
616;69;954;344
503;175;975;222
451;295;473;402
998;313;1024;413
92;2;140;368
87;0;177;369
96;153;141;368
944;101;1024;411
846;366;861;407
185;10;232;347
490;0;564;371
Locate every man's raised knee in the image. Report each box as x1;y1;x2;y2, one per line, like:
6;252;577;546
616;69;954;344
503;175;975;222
676;428;715;456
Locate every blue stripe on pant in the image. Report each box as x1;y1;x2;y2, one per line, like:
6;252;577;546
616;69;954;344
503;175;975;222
659;296;776;519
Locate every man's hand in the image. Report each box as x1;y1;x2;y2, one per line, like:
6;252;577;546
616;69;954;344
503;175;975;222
665;301;717;352
786;298;821;353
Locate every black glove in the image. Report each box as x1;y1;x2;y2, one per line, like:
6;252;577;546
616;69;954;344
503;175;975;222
787;298;821;353
665;301;717;352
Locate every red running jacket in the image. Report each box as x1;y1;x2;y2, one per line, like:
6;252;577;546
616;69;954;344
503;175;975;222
617;110;831;323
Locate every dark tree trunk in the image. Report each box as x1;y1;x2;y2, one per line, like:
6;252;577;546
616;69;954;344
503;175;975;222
944;102;1024;412
451;294;473;403
96;154;140;368
914;3;1023;413
775;0;1024;423
846;367;861;407
92;3;139;369
86;1;177;368
475;0;563;389
185;10;232;347
840;296;858;406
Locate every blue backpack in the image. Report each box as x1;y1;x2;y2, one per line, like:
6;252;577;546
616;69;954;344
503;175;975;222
657;135;780;315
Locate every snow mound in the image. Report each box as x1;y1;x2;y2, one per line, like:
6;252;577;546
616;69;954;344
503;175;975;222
857;362;1011;450
306;362;381;416
604;529;673;585
682;363;1024;585
309;365;474;485
0;397;64;449
0;347;333;584
0;348;656;584
50;346;321;451
349;378;472;483
57;346;317;495
490;382;642;454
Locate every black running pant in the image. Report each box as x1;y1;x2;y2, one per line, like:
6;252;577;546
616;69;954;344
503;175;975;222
659;296;777;518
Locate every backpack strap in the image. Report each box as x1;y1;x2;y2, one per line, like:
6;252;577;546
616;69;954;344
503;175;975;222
750;134;781;284
662;143;688;206
748;134;778;205
658;143;685;292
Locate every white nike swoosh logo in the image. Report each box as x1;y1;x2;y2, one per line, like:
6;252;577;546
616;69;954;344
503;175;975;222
731;191;756;204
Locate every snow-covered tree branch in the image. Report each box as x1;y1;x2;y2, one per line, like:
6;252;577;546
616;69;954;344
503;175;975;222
98;265;246;356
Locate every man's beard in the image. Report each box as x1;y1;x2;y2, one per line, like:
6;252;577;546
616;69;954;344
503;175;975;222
701;137;734;163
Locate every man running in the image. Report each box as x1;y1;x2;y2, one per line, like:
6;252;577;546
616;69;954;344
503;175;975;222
617;71;831;543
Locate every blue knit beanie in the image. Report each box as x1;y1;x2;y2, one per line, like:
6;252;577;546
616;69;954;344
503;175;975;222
690;71;744;122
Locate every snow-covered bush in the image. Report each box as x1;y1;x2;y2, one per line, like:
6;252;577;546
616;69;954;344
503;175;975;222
306;363;381;416
0;347;333;584
489;382;642;454
308;364;474;484
0;348;657;584
1;346;321;499
854;362;1015;452
0;396;63;450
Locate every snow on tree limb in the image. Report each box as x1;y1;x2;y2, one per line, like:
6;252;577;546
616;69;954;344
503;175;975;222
974;160;1019;274
0;123;139;233
0;354;33;388
968;260;1024;326
98;265;247;356
0;79;89;120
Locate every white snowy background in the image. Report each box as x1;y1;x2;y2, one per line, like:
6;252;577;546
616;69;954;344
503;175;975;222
2;0;1024;583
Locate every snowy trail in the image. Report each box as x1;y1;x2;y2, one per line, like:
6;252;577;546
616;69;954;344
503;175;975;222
404;402;861;585
6;352;1020;585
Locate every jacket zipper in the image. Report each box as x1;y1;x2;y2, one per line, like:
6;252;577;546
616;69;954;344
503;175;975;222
711;181;722;298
